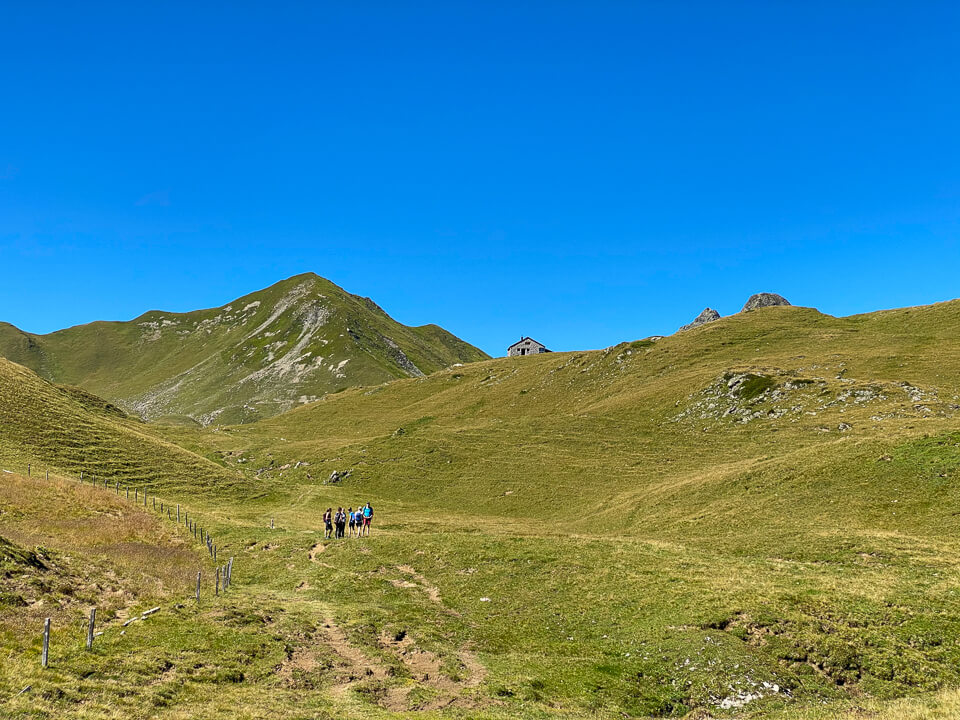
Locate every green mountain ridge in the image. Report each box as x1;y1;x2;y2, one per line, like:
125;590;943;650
0;273;489;425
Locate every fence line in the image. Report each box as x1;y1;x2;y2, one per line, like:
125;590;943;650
2;460;243;669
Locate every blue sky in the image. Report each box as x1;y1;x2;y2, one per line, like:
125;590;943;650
2;2;958;356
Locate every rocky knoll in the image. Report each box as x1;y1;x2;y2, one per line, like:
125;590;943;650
677;293;792;333
678;308;721;332
741;293;791;312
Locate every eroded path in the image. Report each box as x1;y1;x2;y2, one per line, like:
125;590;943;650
276;611;486;713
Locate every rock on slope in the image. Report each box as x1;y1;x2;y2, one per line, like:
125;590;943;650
677;294;792;333
741;292;791;312
678;308;721;332
0;273;489;425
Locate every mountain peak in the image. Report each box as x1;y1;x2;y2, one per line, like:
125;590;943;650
0;275;489;425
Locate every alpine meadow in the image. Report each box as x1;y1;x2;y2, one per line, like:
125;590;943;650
5;277;960;719
4;4;960;719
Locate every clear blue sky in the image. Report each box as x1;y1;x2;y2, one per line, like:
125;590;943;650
2;3;958;356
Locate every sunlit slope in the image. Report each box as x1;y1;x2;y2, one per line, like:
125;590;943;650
6;303;960;717
0;273;488;425
151;300;960;717
217;302;960;544
0;357;243;494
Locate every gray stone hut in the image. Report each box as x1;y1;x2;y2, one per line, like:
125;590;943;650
508;337;550;357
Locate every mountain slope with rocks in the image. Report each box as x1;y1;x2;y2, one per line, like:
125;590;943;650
678;307;720;331
677;293;793;332
0;273;489;425
741;292;791;311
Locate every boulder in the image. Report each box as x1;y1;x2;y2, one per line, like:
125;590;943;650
679;307;720;332
741;293;791;312
326;469;352;484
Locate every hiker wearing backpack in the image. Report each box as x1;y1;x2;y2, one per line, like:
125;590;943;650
335;507;346;539
323;507;333;539
361;502;373;537
353;506;363;536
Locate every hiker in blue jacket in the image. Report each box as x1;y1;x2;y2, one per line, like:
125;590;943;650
361;502;373;537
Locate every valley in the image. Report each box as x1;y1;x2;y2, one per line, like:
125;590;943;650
4;291;960;719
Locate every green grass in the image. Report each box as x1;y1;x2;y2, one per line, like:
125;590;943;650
5;301;960;717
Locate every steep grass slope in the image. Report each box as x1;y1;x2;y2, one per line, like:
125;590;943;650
0;273;488;425
0;358;245;495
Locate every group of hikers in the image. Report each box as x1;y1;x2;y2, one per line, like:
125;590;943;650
324;503;373;539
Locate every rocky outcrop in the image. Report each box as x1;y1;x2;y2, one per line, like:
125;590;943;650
679;308;721;332
676;293;792;335
741;293;790;312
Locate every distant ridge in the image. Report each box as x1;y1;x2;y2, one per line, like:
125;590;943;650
0;273;489;425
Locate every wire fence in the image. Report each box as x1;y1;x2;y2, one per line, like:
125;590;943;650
2;461;247;671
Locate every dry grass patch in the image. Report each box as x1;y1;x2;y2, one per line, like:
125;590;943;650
0;471;206;645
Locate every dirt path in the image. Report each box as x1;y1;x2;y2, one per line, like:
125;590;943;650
276;613;488;712
393;565;461;617
379;629;487;710
308;542;326;561
320;619;409;710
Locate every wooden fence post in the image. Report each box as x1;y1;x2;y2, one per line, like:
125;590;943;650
196;571;201;602
126;487;129;499
216;566;220;596
86;608;96;650
271;518;274;529
45;470;49;481
41;618;50;668
116;482;119;495
229;557;234;588
80;471;84;481
177;505;180;523
27;463;30;477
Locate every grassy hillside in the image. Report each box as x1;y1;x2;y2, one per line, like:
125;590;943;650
186;301;960;717
0;273;489;425
0;357;246;495
5;301;960;718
